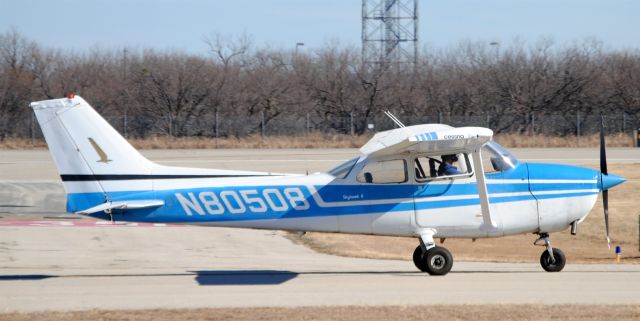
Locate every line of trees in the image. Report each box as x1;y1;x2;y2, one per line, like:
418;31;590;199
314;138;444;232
1;29;639;140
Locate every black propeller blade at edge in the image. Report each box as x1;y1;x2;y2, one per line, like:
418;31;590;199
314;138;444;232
600;115;610;249
600;115;608;175
603;189;611;249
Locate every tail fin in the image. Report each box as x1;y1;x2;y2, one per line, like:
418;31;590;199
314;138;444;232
30;95;153;211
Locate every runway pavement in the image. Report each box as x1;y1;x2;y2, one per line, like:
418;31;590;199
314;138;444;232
1;224;639;312
1;148;639;312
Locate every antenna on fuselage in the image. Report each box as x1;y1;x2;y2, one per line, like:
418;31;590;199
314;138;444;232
384;111;406;128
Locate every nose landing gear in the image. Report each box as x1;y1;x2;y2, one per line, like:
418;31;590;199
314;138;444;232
535;233;566;272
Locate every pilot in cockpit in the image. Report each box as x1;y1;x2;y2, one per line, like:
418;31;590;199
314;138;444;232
438;154;463;176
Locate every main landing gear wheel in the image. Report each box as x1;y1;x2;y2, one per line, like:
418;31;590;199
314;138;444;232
413;245;428;272
540;248;566;272
422;246;453;276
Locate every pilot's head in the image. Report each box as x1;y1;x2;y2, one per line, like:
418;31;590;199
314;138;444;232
442;154;459;164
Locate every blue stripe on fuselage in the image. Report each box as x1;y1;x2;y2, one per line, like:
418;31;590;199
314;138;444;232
67;180;598;223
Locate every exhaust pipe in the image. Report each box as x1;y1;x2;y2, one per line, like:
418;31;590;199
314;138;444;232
570;220;578;235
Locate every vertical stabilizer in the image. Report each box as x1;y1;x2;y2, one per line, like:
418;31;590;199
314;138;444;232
30;95;153;211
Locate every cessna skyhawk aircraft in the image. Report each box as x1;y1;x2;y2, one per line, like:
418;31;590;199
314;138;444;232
29;95;626;275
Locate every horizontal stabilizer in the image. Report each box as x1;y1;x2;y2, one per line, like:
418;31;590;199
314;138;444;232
76;200;164;214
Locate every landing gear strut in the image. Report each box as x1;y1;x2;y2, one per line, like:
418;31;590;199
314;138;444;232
413;232;453;275
535;233;566;272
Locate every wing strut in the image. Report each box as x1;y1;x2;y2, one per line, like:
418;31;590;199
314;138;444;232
471;148;496;228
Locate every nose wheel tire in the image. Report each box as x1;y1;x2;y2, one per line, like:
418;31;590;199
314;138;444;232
540;248;566;272
413;245;428;272
422;246;453;276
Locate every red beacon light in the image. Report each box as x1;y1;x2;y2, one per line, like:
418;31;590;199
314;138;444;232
67;93;75;99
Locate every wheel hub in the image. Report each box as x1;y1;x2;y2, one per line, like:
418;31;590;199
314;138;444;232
430;254;446;270
544;256;556;266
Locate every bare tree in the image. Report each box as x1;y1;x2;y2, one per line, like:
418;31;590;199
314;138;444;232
132;51;216;136
0;29;37;139
1;28;640;139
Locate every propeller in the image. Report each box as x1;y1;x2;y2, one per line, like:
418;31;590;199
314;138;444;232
599;116;610;249
598;117;627;249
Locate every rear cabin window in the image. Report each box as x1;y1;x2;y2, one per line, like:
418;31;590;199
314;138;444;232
356;159;407;184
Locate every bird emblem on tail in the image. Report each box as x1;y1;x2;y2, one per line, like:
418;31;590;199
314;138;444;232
88;137;112;163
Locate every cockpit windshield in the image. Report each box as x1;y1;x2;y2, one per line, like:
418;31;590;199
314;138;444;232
328;157;359;178
481;141;519;172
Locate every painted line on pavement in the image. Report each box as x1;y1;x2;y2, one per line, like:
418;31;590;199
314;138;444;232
0;220;179;227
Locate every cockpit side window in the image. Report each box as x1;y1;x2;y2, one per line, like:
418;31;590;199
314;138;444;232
356;159;407;184
414;153;472;181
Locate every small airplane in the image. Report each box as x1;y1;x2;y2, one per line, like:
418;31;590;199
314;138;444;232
30;95;626;275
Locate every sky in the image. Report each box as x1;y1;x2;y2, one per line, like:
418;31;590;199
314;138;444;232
1;0;638;54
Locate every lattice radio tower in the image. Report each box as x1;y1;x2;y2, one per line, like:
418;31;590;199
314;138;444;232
362;0;418;68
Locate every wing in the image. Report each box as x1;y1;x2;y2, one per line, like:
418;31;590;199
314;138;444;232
360;125;493;157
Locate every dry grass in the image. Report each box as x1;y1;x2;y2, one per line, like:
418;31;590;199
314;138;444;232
0;133;636;149
0;138;48;149
289;163;640;264
2;305;639;321
126;133;370;149
494;132;635;148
